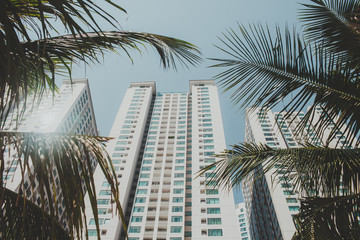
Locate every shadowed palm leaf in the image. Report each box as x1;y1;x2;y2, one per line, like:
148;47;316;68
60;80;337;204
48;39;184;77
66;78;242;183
209;0;360;237
0;0;201;129
300;0;360;63
199;143;360;198
0;132;122;239
210;24;360;146
0;188;71;240
293;194;360;239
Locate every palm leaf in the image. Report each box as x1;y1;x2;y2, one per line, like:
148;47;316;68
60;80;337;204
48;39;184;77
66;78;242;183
198;143;360;198
300;0;360;63
0;187;71;240
210;24;360;146
0;131;122;239
0;0;201;129
292;194;360;239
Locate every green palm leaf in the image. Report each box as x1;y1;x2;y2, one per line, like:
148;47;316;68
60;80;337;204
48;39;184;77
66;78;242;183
199;143;360;198
0;131;122;239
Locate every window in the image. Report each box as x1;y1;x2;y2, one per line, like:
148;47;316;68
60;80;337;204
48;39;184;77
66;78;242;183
135;197;146;203
173;197;183;203
98;208;107;215
97;199;110;205
112;153;124;158
203;134;213;138
176;153;185;157
173;189;184;194
281;183;292;188
206;189;219;195
204;152;215;156
129;226;141;233
170;226;182;233
136;189;147;194
172;206;183;212
140;173;150;178
206;198;220;204
207;218;222;225
207;208;221;214
99;190;111;196
289;206;300;211
171;216;183;222
131;216;143;222
175;159;185;163
283;190;293;196
102;182;110;187
204;139;214;143
208;229;223;236
174;181;184;186
88;229;97;236
205;158;215;163
185;231;192;237
175;166;184;170
174;173;184;178
138;181;148;186
143;160;152;164
133;207;144;212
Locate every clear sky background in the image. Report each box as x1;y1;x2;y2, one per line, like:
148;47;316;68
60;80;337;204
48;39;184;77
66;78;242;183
67;0;302;203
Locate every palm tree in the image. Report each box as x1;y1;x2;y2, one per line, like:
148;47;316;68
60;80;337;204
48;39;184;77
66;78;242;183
203;0;360;238
0;0;201;239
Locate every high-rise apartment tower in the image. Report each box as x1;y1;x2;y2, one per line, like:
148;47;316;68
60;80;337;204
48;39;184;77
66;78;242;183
235;203;251;240
243;107;352;240
85;80;241;239
3;79;98;229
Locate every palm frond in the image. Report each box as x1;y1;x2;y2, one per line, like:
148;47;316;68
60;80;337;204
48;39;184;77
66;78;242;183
0;187;71;240
0;0;202;129
292;194;360;240
198;143;360;198
210;24;360;146
300;0;360;63
0;131;122;239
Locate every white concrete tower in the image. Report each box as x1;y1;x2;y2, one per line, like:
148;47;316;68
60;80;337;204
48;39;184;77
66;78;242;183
242;107;353;240
85;80;241;240
235;202;251;240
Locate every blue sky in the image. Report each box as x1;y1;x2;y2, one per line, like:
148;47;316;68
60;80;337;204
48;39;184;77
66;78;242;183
69;0;302;202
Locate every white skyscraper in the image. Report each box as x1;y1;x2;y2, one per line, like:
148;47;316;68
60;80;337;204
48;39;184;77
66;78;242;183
242;107;352;240
3;78;98;229
85;80;241;239
235;203;251;240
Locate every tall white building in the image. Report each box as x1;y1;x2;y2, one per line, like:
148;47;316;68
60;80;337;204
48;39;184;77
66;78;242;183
235;203;251;240
242;107;352;240
85;80;241;239
3;78;98;229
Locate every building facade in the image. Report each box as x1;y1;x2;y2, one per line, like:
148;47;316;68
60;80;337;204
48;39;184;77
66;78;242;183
242;107;352;240
3;78;98;229
85;80;241;239
235;203;251;240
